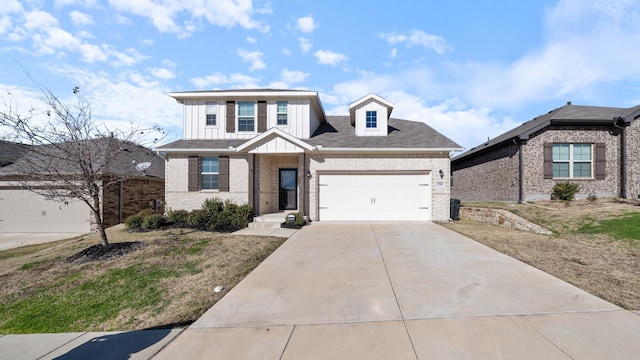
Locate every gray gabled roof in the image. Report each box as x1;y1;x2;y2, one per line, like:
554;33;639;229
156;116;462;152
308;116;461;149
0;138;164;179
453;103;640;162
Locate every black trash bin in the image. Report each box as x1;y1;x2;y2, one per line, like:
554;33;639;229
450;198;461;221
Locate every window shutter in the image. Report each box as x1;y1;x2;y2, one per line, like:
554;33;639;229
257;101;267;132
226;101;235;133
595;143;606;179
188;156;200;191
219;156;229;192
543;143;553;179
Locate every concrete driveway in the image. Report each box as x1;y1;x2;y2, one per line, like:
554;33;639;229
155;222;640;359
0;233;85;251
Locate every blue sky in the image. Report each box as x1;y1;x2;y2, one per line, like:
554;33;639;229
2;0;640;151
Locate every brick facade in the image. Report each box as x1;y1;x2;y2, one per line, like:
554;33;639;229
452;123;633;202
165;152;452;222
102;178;165;227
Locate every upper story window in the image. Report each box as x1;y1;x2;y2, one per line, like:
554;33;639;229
366;111;377;128
237;102;255;132
201;157;219;189
205;101;217;126
277;101;288;125
552;143;592;178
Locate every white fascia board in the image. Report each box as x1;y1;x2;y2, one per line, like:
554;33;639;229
155;148;237;154
349;93;394;110
236;128;315;152
316;147;464;153
169;90;318;100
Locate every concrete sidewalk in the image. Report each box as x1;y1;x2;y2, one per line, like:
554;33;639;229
0;233;85;251
154;222;640;359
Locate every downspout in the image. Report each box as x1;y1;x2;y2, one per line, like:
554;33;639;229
620;127;626;198
518;140;524;203
118;179;123;223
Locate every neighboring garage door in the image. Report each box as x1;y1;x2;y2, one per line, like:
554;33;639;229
0;190;91;233
318;173;431;221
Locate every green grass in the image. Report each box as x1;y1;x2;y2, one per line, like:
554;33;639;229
577;212;640;242
0;265;177;333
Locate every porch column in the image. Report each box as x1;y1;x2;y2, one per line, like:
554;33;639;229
298;153;305;216
248;153;255;213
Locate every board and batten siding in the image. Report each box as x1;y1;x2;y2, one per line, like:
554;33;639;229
182;99;315;140
354;100;389;137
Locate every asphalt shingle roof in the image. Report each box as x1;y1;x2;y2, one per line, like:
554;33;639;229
0;138;164;179
156;116;462;151
453;103;640;162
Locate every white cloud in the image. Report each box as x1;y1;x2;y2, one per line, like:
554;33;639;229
25;10;58;30
107;0;270;38
70;10;93;26
79;43;108;62
237;48;266;71
0;0;23;14
298;37;312;53
379;30;451;54
149;67;175;80
190;72;260;89
280;69;309;84
314;50;348;66
0;16;12;34
459;0;640;110
281;48;292;56
246;36;256;44
296;15;316;33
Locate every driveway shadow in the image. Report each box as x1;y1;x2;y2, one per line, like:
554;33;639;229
53;329;173;360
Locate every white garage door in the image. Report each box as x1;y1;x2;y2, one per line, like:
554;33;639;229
318;173;431;221
0;190;91;233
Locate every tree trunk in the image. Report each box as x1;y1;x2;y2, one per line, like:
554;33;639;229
92;193;109;247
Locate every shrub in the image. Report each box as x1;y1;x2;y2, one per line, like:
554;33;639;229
125;214;144;229
167;209;189;225
282;212;306;228
136;208;156;217
142;214;166;230
187;209;209;228
211;201;254;232
552;182;580;201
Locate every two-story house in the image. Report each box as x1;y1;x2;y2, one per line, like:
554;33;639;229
156;89;462;222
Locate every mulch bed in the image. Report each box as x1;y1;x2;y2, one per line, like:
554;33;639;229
65;241;145;264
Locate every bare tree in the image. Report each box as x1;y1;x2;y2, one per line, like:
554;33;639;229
0;82;164;247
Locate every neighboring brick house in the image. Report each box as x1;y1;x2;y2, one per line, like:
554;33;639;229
451;103;640;202
0;138;164;233
156;89;462;222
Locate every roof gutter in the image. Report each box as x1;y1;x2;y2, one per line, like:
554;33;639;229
317;147;464;153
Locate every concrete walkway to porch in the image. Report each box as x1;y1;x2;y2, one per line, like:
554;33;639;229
154;222;640;359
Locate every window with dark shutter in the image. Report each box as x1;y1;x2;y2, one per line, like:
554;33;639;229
219;156;229;192
226;101;235;133
543;143;553;179
258;101;267;132
595;143;606;179
188;156;199;191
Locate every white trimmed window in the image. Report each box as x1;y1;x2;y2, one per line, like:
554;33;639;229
277;101;288;125
201;157;219;189
237;102;255;132
366;111;377;128
205;101;217;126
552;143;592;178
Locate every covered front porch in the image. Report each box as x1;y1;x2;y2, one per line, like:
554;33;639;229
237;128;313;218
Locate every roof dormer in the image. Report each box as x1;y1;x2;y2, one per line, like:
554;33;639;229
349;94;394;136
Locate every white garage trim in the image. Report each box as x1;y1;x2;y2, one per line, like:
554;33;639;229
318;172;432;221
0;190;91;233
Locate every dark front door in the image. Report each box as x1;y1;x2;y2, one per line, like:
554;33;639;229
279;169;297;210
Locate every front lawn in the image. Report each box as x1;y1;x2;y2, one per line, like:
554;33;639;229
0;225;286;334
